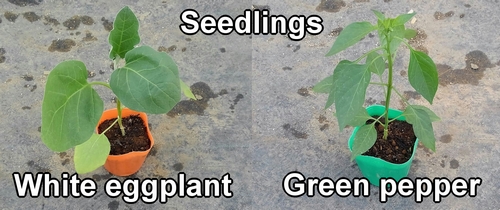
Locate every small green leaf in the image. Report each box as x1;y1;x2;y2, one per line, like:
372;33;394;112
347;107;372;127
74;133;110;174
411;105;440;122
326;22;376;57
333;61;371;130
382;19;392;29
180;79;196;100
110;46;181;114
404;29;417;39
372;10;386;21
109;6;140;60
403;106;436;152
376;24;385;44
377;24;405;55
325;87;336;109
41;60;103;152
393;12;416;26
366;51;385;75
408;49;439;104
351;123;377;161
313;75;333;93
313;74;336;109
388;25;405;54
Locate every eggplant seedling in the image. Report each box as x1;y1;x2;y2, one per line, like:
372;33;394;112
41;6;195;173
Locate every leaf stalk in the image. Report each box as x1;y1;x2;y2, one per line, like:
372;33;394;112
116;99;126;136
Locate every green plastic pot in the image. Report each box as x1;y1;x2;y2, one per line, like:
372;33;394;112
348;105;419;186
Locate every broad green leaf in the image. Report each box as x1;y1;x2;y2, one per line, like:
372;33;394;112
403;106;436;151
110;46;181;114
408;49;438;104
393;12;416;26
74;133;110;174
326;22;376;56
312;74;333;93
351;123;377;161
411;105;440;122
333;61;371;130
109;6;140;60
372;10;386;21
41;60;103;152
180;79;196;100
404;29;417;39
366;51;385;75
324;60;370;110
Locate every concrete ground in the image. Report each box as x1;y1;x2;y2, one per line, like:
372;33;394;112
1;0;499;209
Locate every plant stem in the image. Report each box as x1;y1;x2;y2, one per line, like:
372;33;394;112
113;59;118;71
354;46;384;64
116;97;126;136
370;82;387;86
383;33;393;140
89;81;112;90
392;86;410;107
101;118;119;134
111;58;126;136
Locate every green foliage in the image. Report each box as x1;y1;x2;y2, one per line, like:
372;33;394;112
74;133;111;174
402;105;436;152
109;6;140;60
408;49;438;104
41;60;103;152
180;79;197;100
41;6;194;174
326;22;376;57
351;123;377;161
314;10;440;160
331;61;371;129
110;46;181;114
366;52;385;75
312;75;333;94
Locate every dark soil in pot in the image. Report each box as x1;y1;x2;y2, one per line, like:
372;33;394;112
98;115;151;155
363;117;417;164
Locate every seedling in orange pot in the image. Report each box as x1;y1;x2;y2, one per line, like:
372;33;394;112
41;6;195;176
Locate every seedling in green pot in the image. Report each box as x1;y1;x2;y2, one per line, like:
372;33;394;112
314;10;440;161
41;6;195;174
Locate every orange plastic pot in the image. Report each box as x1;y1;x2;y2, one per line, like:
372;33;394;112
97;108;154;176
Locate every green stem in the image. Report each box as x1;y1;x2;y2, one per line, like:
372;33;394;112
383;87;408;124
110;58;126;136
392;86;410;107
383;33;393;140
354;46;385;64
101;118;119;134
113;59;119;71
116;99;126;136
395;37;413;50
373;115;385;126
89;81;112;89
370;82;387;86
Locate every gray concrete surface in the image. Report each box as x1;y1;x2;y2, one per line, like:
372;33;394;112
1;0;499;209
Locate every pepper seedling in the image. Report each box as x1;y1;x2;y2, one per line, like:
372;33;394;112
313;10;440;161
41;6;195;173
